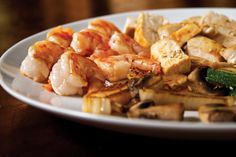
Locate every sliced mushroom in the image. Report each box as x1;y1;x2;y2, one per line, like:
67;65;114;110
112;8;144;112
127;100;184;121
199;104;236;123
139;88;234;110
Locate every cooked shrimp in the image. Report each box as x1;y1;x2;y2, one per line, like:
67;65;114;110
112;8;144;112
20;40;65;82
88;19;121;38
71;29;109;55
49;50;105;96
109;32;150;57
70;29;118;58
93;54;161;82
47;26;74;48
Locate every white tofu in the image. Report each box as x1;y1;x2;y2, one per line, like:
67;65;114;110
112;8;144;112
134;12;168;48
220;46;236;64
200;11;236;47
200;11;229;26
151;39;191;75
187;36;224;62
158;23;182;40
171;23;201;47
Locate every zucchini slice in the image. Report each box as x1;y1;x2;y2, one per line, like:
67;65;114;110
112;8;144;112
206;68;236;88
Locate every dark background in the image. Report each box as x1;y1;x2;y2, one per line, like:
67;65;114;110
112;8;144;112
1;0;236;156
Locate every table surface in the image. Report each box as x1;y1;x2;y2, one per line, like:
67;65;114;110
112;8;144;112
1;0;236;156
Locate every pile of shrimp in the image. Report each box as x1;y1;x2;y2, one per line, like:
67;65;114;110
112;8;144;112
20;19;161;96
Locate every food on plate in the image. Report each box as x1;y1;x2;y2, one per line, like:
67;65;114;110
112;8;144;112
127;101;184;121
186;36;223;62
206;67;236;88
151;38;191;74
83;83;131;115
20;11;236;123
88;19;121;38
109;32;150;57
157;23;182;40
199;104;236;123
139;88;234;110
49;49;105;96
134;12;168;48
20;40;65;82
47;26;74;48
171;23;201;46
123;17;137;38
20;26;73;82
220;46;236;64
93;54;161;82
70;29;117;58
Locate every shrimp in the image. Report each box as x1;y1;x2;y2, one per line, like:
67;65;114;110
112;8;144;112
109;32;150;57
20;40;65;82
70;29;118;58
88;19;121;38
49;50;105;96
47;26;74;48
93;54;161;82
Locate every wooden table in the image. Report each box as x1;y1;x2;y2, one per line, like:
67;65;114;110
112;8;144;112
1;0;236;156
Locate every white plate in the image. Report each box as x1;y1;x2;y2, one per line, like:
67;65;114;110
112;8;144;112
1;8;236;140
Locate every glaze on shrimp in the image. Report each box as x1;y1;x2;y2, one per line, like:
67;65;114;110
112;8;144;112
88;19;121;38
49;50;105;96
93;54;161;82
47;26;74;48
20;40;64;82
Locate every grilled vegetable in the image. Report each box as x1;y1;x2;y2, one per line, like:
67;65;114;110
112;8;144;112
127;100;184;121
82;84;132;115
199;104;236;123
187;67;227;96
206;67;236;88
229;89;236;96
139;88;234;110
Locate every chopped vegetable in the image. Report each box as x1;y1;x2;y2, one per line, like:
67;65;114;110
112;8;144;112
139;88;234;110
199;104;236;123
229;89;236;96
206;67;236;88
128;101;184;121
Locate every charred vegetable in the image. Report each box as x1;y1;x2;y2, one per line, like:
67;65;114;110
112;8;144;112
229;89;236;96
127;100;184;121
206;67;236;89
83;84;132;115
199;104;236;123
139;88;234;110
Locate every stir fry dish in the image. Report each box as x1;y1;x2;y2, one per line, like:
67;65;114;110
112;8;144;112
20;11;236;123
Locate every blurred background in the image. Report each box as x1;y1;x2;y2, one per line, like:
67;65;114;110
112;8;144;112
1;0;236;54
